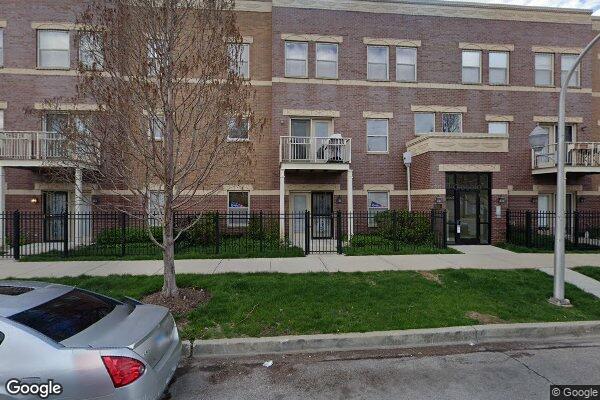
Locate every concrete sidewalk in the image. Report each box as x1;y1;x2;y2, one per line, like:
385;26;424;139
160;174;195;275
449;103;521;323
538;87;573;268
1;245;600;279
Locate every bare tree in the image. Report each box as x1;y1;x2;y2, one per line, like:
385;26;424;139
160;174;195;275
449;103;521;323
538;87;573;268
50;0;261;297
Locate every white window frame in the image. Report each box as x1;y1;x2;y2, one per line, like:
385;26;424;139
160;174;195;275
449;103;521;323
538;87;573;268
414;112;435;135
561;54;580;88
441;113;463;133
37;30;70;70
367;191;389;228
227;116;250;141
315;42;338;79
367;45;389;81
284;41;308;78
461;50;481;84
227;191;250;227
228;43;249;79
0;110;4;131
366;118;389;154
488;51;509;85
148;113;165;141
0;28;4;68
395;47;417;82
534;53;554;87
78;33;104;71
488;121;508;135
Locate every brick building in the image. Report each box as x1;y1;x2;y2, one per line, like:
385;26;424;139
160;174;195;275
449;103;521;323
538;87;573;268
0;0;599;245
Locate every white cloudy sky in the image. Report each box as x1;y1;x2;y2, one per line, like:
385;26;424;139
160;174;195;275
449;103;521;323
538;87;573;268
448;0;600;15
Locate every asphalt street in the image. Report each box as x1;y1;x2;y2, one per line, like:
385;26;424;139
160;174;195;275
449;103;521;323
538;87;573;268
170;337;600;400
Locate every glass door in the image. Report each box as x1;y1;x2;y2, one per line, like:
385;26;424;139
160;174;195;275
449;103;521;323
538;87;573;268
311;192;333;239
44;191;68;242
290;119;310;161
446;173;491;245
291;193;309;233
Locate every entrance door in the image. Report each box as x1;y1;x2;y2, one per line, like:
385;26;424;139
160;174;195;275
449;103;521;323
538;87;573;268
311;192;333;239
446;173;491;245
44;191;68;242
291;193;309;234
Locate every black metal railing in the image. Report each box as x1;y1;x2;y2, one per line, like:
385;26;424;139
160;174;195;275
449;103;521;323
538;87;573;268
0;209;447;260
505;210;600;251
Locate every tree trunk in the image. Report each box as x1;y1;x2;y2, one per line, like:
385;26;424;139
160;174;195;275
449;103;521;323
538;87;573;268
162;213;178;298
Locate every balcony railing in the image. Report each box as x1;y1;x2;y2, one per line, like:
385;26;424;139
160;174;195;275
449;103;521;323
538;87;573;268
0;131;67;160
532;142;600;171
280;136;351;164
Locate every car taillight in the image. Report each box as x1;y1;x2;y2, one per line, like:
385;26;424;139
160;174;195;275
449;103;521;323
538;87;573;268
101;356;146;388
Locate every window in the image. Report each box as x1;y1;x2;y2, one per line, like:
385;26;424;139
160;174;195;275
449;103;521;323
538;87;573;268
227;116;249;141
0;29;4;67
79;33;103;70
488;122;508;134
414;113;435;134
461;50;481;84
0;110;3;131
148;190;164;224
38;30;70;69
316;43;338;79
43;113;68;133
489;51;508;85
227;191;249;227
535;53;554;86
367;46;388;81
561;54;580;88
366;119;388;153
8;289;119;342
285;41;308;78
442;113;462;133
228;43;249;79
552;124;575;143
396;47;416;82
367;191;389;227
148;114;165;140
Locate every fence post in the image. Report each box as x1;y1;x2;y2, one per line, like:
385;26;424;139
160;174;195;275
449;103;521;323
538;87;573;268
304;210;310;255
392;210;399;252
259;211;264;252
120;212;127;257
336;211;342;254
63;212;69;258
214;212;220;255
12;210;20;260
505;209;511;243
573;211;579;246
525;211;532;248
442;210;448;248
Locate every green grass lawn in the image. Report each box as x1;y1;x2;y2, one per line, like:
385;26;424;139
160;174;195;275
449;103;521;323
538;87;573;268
495;242;600;254
20;239;304;262
23;269;600;340
573;267;600;282
344;244;460;256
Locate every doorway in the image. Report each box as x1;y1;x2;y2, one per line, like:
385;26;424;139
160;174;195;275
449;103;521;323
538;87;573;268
43;191;68;242
446;173;491;245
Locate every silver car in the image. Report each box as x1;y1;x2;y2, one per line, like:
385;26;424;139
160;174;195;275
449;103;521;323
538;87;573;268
0;281;181;400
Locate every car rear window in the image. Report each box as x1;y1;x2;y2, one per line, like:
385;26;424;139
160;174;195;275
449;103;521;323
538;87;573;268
9;289;119;342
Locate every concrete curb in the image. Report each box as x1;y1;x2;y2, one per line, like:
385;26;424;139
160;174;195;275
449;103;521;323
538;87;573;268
183;321;600;357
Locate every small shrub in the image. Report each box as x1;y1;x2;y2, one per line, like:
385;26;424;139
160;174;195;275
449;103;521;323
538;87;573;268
374;210;434;245
248;215;281;244
349;234;391;248
96;226;163;245
185;213;217;246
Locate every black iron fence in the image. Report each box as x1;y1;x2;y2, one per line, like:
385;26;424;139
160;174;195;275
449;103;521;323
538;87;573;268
506;210;600;251
0;209;447;260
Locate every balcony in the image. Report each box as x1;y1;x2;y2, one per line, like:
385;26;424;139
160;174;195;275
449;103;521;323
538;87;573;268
280;135;351;171
0;131;94;168
531;142;600;174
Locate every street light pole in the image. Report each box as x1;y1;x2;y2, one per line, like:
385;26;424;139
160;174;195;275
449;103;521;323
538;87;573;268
550;32;600;307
